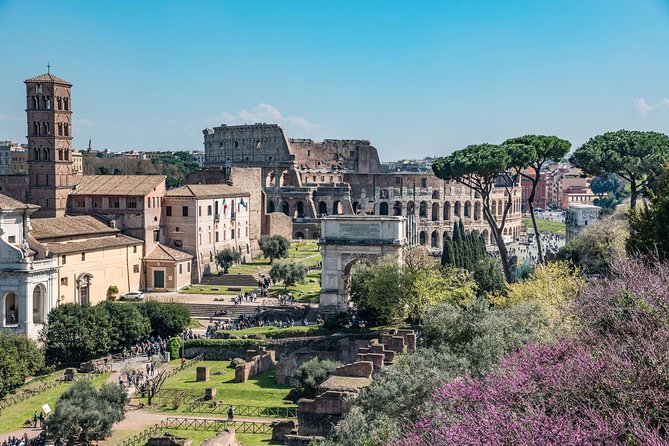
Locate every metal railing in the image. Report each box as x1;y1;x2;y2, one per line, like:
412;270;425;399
116;417;275;446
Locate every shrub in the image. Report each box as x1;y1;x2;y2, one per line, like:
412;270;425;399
289;358;342;402
41;303;111;366
46;381;127;444
0;333;44;398
137;301;191;337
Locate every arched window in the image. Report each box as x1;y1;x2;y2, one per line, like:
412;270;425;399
33;285;45;324
379;202;389;215
4;292;18;326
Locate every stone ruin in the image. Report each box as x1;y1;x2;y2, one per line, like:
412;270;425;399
148;433;192;446
201;429;239;446
234;347;276;382
285;329;417;445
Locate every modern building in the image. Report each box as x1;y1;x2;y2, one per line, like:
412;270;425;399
164;184;252;282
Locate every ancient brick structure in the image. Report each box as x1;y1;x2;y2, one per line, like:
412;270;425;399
202;123;523;248
234;347;276;382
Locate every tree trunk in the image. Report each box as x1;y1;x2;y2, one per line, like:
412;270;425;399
528;200;544;264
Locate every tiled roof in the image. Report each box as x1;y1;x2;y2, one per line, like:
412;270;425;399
0;193;37;211
70;175;166;196
24;73;72;86
145;243;193;261
165;184;249;198
30;215;118;240
41;234;141;254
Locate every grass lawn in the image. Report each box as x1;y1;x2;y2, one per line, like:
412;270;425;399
0;373;111;434
159;361;295;410
160;429;281;446
522;217;566;235
216;325;326;339
269;270;320;303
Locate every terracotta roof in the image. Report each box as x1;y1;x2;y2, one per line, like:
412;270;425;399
24;73;72;86
145;243;193;261
31;215;118;240
165;184;249;198
41;234;141;254
70;175;166;196
0;193;37;211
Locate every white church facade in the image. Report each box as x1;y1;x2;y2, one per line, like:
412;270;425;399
0;194;58;339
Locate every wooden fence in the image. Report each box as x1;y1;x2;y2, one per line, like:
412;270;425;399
116;417;276;446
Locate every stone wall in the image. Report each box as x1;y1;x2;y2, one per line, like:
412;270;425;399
234;347;276;382
263;212;293;238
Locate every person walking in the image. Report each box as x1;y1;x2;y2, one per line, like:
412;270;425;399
227;405;234;422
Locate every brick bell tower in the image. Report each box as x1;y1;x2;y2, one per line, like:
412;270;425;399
25;69;75;218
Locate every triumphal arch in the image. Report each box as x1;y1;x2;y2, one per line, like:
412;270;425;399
318;215;407;312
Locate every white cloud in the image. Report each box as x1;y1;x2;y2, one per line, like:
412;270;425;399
633;98;657;115
0;114;21;122
633;98;669;115
218;103;320;132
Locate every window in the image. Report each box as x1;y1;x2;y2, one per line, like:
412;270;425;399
133;246;137;254
182;206;189;216
81;253;86;261
179;264;182;274
61;255;66;264
153;230;160;242
133;264;140;273
61;278;68;286
166;206;172;216
127;200;137;209
8;236;15;243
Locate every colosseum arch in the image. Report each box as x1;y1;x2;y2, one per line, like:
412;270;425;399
319;216;407;312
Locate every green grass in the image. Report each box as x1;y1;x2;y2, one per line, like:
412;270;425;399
216;325;326;339
158;361;295;410
0;373;111;434
522;217;566;235
160;429;281;446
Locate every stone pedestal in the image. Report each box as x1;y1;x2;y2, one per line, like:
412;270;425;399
196;366;210;382
204;387;216;400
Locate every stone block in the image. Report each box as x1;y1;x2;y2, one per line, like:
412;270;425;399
205;387;216;400
196;366;210;382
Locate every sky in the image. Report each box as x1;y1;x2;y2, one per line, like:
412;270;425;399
0;0;668;161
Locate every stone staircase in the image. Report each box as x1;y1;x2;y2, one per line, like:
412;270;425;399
200;274;260;287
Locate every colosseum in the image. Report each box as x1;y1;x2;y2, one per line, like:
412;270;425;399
201;123;522;251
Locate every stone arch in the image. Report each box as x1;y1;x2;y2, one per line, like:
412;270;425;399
318;201;328;215
419;230;427;245
282;201;290;216
464;201;472;218
432;202;439;221
319;217;406;311
32;284;45;324
474;202;482;220
379;202;389;215
419;201;428;218
4;292;18;326
393;201;402;216
431;230;438;248
443;202;451;220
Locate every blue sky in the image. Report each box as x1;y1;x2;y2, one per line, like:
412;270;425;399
0;0;668;161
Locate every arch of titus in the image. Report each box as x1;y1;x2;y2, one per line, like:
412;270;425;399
318;216;407;312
